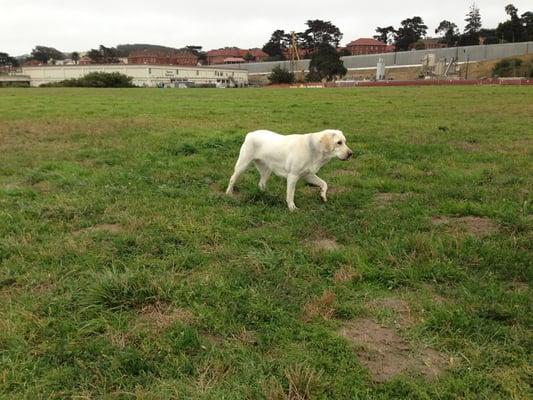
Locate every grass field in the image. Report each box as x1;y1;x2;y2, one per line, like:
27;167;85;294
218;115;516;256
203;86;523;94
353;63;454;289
0;86;532;399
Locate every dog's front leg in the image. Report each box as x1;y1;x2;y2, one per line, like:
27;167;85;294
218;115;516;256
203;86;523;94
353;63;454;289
286;174;299;211
304;174;328;202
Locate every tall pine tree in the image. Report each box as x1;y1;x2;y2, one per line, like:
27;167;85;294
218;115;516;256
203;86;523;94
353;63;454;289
463;3;482;45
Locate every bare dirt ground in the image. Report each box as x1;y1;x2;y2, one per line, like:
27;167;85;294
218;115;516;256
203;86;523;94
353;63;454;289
339;318;448;382
432;216;499;237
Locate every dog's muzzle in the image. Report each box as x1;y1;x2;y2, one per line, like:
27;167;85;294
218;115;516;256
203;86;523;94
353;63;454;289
343;150;353;160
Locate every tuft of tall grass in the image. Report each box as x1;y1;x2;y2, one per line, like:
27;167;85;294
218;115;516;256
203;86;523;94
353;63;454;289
86;269;169;310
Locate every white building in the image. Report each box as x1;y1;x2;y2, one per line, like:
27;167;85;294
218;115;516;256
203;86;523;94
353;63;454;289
53;59;76;66
21;64;249;87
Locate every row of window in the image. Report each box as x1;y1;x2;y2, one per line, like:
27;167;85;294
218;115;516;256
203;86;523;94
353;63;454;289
147;68;237;77
351;45;385;51
215;71;235;77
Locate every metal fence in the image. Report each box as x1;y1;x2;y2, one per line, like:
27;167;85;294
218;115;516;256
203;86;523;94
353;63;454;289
213;42;532;74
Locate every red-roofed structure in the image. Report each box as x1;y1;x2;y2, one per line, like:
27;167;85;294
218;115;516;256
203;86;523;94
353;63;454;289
207;48;267;64
128;49;198;66
346;38;390;55
23;59;44;67
223;57;246;64
281;47;313;60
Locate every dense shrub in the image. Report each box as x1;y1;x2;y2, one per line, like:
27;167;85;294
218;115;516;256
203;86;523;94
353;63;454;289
492;57;533;78
0;81;30;88
41;71;135;87
268;65;295;84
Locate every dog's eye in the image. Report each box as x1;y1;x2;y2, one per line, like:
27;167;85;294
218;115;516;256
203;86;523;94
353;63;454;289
337;141;342;145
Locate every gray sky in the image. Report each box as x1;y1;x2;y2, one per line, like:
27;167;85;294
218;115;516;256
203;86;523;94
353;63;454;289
2;1;531;56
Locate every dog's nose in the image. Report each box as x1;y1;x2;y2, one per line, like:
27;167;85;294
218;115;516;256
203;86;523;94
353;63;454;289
347;150;353;159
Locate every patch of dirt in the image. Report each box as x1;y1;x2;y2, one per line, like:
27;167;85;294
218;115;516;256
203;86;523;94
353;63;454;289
0;280;54;300
454;141;481;152
73;223;123;235
202;333;224;345
507;281;529;293
337;168;360;177
136;302;194;331
327;186;347;195
303;290;336;322
339;319;448;382
1;181;51;194
303;183;346;196
106;330;130;349
421;284;448;305
209;181;223;194
431;293;447;305
368;297;415;327
373;192;411;207
333;265;360;283
32;181;50;193
200;242;224;256
311;238;339;251
431;217;449;226
1;183;22;190
432;216;498;237
306;229;341;252
231;328;258;346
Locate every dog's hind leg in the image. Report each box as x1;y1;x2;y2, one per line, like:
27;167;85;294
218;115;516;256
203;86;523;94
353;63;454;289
226;143;254;195
254;160;271;191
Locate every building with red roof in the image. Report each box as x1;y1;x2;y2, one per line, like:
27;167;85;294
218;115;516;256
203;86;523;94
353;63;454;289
206;48;268;65
346;38;390;55
281;47;314;60
128;49;198;66
22;59;44;67
223;57;246;64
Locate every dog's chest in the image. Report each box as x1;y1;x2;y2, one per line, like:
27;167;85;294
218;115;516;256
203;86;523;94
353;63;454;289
305;159;327;175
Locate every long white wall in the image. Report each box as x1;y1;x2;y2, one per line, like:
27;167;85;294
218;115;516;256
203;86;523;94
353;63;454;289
21;64;249;87
212;41;533;74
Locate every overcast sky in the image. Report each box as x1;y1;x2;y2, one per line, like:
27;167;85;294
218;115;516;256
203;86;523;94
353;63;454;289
2;1;531;56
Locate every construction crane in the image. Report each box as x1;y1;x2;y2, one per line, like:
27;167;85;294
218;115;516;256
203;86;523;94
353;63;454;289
288;31;305;82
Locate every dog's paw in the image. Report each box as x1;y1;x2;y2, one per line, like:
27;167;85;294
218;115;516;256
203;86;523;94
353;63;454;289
288;203;298;212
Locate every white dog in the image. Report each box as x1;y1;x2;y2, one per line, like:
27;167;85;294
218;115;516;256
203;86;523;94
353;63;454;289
226;129;353;211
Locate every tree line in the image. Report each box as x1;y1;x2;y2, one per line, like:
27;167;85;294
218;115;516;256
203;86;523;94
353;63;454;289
378;4;533;51
0;44;208;69
1;3;531;71
262;3;532;60
264;3;531;83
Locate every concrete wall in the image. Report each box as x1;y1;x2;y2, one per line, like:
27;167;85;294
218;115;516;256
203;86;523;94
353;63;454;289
21;64;249;87
213;42;533;74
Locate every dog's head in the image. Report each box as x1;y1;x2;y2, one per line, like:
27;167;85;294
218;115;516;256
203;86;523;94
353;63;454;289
320;130;353;160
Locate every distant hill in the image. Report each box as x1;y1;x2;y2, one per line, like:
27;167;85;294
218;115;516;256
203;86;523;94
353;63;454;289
115;44;185;57
14;44;201;61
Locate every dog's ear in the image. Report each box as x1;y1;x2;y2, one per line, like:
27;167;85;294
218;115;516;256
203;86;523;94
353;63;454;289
320;131;335;152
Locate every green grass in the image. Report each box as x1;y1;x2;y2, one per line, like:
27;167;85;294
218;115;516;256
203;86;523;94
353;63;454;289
0;86;531;399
